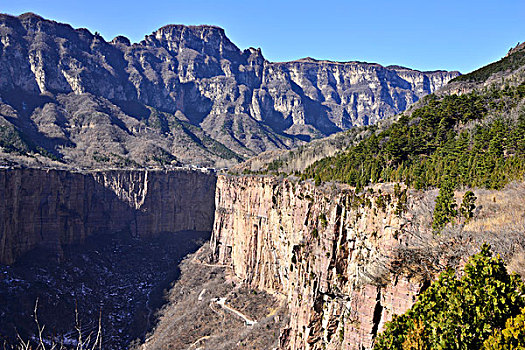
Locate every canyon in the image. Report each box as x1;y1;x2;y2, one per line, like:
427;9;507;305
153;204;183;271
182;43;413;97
2;167;523;349
1;12;522;350
1;167;426;349
0;12;460;347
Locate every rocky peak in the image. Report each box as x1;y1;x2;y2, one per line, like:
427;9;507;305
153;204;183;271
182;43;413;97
10;12;79;38
111;35;131;46
0;13;459;168
506;41;525;57
143;24;241;59
17;12;45;21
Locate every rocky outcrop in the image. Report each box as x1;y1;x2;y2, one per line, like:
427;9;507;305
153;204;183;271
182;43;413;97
0;168;216;264
0;13;459;168
211;175;430;349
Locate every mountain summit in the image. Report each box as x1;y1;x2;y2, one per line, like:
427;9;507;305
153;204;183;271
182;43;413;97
0;13;459;168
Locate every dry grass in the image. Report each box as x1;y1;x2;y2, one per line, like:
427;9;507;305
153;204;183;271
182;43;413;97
371;182;525;283
136;245;289;350
463;182;525;235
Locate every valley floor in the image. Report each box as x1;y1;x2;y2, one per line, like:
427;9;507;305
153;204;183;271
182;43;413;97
139;245;289;350
0;230;210;349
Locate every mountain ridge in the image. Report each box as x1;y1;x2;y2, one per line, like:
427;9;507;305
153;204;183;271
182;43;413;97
0;13;459;168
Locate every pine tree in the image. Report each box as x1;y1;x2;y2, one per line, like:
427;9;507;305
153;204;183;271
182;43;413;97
460;191;477;222
432;179;457;232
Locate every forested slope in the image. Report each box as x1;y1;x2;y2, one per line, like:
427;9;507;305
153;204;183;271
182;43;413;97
303;84;525;190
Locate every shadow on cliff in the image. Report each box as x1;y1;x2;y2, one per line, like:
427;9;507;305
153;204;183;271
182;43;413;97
0;168;217;265
0;168;217;348
0;229;211;349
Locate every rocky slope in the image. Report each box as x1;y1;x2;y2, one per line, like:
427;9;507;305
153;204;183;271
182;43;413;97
441;42;525;95
0;168;216;264
229;126;367;175
210;175;525;349
0;13;458;168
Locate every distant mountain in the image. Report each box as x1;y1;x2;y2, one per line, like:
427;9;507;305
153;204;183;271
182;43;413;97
235;42;525;177
0;13;459;168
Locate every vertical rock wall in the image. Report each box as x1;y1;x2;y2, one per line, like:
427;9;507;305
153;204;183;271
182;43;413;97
0;13;460;168
0;168;216;264
211;175;428;350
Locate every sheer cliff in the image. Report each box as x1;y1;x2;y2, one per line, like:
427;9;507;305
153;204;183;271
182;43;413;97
0;168;216;264
211;175;429;349
209;175;525;349
0;13;458;168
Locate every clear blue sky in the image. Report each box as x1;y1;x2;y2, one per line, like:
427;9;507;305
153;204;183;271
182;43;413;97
2;0;524;73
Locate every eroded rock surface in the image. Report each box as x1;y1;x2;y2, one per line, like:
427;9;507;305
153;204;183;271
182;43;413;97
211;175;430;349
0;13;459;167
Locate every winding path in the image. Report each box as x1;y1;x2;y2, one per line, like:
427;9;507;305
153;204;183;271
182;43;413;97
212;297;257;326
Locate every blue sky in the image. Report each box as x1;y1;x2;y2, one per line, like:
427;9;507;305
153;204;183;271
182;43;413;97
2;0;524;73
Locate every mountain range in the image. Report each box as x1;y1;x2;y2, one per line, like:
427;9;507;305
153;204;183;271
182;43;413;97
0;13;459;168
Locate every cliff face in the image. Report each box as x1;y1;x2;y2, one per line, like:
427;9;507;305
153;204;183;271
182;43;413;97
0;168;216;264
0;13;458;168
211;175;429;350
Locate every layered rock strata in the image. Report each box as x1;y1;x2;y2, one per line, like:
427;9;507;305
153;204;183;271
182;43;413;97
0;13;459;167
0;168;216;264
211;175;429;349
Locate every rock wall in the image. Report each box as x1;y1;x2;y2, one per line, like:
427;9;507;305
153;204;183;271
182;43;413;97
211;175;428;350
0;168;216;264
0;13;459;167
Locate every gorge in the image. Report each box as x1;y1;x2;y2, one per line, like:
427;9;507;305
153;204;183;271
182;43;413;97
0;167;429;349
2;163;524;349
0;166;496;349
0;10;523;350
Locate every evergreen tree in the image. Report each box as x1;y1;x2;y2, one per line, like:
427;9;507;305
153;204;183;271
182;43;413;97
432;179;457;232
374;245;525;350
460;191;477;222
302;84;525;192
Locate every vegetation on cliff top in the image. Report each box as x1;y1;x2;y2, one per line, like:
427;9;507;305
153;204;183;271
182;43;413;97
374;245;525;350
303;83;525;191
451;43;525;83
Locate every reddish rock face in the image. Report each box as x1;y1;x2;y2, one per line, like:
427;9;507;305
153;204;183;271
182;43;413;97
0;168;216;264
211;175;428;350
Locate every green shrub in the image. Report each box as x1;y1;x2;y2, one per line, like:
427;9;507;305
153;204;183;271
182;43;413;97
483;307;525;349
374;244;525;350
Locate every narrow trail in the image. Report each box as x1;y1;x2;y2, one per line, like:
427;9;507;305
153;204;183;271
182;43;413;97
212;297;257;326
186;335;212;349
